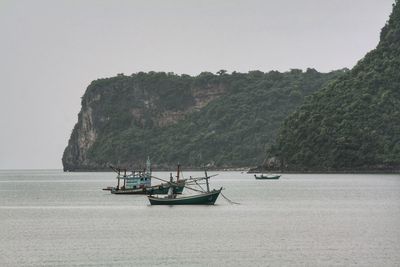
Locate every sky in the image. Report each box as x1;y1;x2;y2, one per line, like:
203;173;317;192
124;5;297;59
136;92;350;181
0;0;395;169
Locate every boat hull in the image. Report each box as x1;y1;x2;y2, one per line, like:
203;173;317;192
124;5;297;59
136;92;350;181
111;183;185;195
148;189;221;205
254;175;281;180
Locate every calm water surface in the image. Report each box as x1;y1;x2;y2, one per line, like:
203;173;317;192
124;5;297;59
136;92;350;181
0;170;399;266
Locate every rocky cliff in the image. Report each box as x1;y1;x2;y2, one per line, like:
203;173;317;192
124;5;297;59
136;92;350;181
63;70;344;171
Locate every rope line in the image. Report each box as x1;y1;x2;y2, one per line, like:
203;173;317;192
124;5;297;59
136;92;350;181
220;192;240;205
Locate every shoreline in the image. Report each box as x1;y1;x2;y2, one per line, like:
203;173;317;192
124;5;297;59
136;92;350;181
63;167;400;174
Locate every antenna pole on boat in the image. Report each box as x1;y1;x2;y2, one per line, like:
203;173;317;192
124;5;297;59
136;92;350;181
176;164;180;182
146;156;151;177
204;168;210;193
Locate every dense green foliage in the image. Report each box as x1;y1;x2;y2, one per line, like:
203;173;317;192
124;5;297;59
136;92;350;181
272;2;400;171
63;69;344;170
145;69;344;168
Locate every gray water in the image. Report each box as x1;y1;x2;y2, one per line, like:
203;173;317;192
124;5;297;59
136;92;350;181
0;170;399;266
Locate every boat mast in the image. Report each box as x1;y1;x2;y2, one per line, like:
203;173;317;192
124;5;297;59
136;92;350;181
123;169;127;188
204;169;210;192
117;169;120;190
176;164;180;182
146;156;151;177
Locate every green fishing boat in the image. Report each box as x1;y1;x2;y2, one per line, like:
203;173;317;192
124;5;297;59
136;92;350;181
254;174;281;180
148;169;222;205
148;188;222;205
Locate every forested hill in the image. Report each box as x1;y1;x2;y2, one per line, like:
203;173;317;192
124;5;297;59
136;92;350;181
271;1;400;172
62;69;344;171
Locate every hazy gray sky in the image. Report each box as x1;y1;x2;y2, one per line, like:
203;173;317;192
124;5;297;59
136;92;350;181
0;0;394;169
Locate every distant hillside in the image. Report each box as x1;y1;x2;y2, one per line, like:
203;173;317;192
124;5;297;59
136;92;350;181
270;1;400;172
62;70;344;171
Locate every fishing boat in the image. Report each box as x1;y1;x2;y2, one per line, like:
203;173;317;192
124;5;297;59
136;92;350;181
103;158;185;195
111;181;185;195
254;174;281;180
148;189;222;205
148;169;222;205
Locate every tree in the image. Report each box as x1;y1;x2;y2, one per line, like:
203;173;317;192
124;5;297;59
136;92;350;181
216;69;227;76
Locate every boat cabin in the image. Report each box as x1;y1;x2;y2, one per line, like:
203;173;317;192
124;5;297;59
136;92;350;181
114;157;152;190
118;170;151;189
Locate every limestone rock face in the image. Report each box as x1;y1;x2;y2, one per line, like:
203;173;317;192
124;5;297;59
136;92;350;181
63;70;342;171
62;73;226;171
63;99;100;170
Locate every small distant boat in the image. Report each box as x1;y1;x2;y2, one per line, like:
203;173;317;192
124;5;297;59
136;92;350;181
254;174;281;180
148;169;221;205
252;158;281;179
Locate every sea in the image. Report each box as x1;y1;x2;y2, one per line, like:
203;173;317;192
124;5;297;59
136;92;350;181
0;170;399;266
